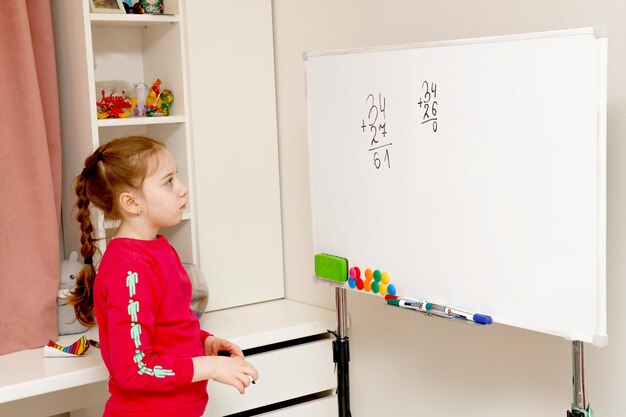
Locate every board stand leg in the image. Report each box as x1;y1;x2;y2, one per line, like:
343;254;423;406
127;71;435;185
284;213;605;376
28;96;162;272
567;341;588;417
329;287;352;417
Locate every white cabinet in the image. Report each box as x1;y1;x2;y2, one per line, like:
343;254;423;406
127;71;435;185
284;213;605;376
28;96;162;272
53;0;198;265
186;0;285;311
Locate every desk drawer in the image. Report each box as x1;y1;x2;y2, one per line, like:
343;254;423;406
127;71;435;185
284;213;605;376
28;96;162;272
203;338;335;417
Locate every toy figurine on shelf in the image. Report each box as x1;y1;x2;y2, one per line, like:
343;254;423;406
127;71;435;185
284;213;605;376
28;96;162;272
123;0;163;15
133;82;149;116
141;0;164;15
96;87;137;119
145;78;174;117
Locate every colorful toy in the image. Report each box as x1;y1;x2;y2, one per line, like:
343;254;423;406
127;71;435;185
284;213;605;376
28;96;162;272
96;88;137;119
141;0;163;15
145;78;174;117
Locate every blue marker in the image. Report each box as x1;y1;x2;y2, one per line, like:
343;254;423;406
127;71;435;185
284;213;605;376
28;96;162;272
443;306;493;325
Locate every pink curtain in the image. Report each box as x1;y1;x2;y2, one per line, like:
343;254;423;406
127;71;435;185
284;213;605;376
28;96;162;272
0;0;62;355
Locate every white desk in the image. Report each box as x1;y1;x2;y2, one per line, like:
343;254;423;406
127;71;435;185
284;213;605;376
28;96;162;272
0;300;338;417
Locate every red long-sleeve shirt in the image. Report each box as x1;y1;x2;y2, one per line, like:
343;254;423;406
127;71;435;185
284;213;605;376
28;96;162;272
94;236;210;417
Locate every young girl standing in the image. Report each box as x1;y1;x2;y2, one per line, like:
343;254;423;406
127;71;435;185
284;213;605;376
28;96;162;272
69;136;257;417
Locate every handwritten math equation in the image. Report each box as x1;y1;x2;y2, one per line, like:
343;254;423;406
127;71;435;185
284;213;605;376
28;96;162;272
360;92;391;170
418;81;438;132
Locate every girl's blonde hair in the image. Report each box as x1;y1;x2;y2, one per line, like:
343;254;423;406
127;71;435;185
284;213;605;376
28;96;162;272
68;136;166;326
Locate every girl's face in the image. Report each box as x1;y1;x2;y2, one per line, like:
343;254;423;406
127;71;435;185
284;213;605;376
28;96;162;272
138;149;188;233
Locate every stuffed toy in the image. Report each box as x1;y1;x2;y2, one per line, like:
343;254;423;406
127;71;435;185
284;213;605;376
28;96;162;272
57;251;89;335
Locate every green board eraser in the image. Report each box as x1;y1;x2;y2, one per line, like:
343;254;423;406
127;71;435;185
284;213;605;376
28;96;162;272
315;253;348;282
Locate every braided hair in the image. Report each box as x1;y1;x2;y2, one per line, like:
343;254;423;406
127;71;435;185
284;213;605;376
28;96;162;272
68;136;166;326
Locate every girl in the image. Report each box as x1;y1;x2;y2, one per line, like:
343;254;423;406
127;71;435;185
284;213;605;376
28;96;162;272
68;136;257;417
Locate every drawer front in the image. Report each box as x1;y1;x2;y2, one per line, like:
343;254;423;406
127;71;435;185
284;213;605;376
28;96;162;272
259;395;338;417
203;339;335;417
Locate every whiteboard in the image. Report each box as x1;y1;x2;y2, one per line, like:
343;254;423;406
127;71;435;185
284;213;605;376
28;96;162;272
305;28;607;346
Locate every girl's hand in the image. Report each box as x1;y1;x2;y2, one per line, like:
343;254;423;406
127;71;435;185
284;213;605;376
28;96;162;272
205;336;244;359
192;355;258;394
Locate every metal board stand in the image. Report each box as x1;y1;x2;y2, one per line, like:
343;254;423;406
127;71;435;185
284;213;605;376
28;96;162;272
331;294;591;417
330;287;352;417
567;341;589;417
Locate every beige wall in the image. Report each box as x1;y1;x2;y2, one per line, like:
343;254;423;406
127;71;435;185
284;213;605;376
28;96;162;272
273;0;625;415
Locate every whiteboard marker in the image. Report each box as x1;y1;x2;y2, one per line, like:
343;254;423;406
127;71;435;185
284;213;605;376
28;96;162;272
385;294;431;305
442;306;493;325
387;298;432;311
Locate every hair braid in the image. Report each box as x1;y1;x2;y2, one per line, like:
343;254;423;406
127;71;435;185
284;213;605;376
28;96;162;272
67;173;99;326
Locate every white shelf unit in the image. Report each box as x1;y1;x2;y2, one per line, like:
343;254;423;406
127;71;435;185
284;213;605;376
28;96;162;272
54;0;198;265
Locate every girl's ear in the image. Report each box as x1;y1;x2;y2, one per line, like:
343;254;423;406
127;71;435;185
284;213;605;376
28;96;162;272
119;191;142;216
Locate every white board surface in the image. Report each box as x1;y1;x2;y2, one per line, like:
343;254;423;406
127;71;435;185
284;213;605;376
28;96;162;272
305;28;607;345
